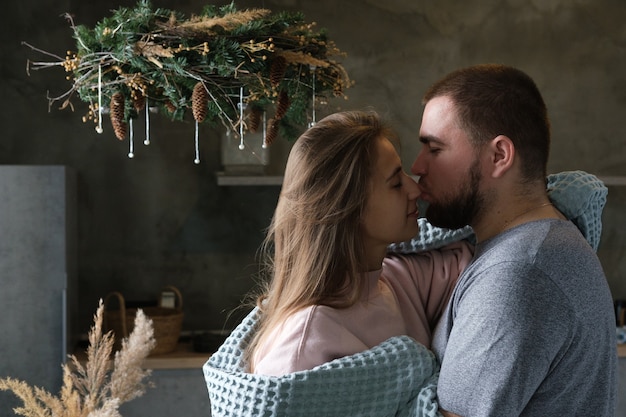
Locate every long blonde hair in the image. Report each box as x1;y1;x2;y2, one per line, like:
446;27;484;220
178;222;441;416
247;110;395;369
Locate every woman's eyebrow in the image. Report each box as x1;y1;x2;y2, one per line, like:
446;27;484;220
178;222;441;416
386;166;402;182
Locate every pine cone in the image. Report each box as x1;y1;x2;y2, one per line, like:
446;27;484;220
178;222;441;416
133;91;146;111
248;106;263;133
270;56;287;88
265;118;279;146
109;92;127;140
164;100;177;113
274;90;290;121
191;82;209;122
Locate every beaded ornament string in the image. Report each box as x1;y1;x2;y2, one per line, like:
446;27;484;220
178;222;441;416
238;86;245;150
128;118;134;158
96;64;103;134
194;119;200;164
144;98;150;146
309;65;317;128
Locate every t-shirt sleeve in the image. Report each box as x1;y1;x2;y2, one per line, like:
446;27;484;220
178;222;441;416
385;240;474;329
437;263;571;416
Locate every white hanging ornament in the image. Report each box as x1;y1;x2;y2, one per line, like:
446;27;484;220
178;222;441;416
262;111;268;149
95;64;104;134
308;65;317;129
128;118;134;158
238;86;245;150
194;120;200;164
144;98;150;145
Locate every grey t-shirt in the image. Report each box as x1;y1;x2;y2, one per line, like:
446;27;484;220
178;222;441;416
432;219;617;417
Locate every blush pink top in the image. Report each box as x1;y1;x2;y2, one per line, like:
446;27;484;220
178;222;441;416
253;241;473;376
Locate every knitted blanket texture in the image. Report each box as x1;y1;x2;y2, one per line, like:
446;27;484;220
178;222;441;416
203;309;442;417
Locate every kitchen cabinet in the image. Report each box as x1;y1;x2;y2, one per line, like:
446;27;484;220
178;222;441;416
0;166;77;411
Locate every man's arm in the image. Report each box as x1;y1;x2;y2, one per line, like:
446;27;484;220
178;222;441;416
441;411;462;417
436;263;570;415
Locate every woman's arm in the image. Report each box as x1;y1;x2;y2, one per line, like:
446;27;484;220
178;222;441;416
386;241;473;325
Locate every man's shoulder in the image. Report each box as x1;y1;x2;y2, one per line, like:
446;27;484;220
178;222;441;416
457;221;581;300
478;219;589;260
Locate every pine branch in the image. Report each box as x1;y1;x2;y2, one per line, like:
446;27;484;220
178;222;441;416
22;0;352;141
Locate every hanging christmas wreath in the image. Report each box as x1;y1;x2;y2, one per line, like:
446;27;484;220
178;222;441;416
23;0;352;162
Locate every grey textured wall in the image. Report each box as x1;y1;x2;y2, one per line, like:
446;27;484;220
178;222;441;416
2;0;625;339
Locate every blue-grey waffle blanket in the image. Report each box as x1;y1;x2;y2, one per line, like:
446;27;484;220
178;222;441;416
204;308;441;417
203;171;607;417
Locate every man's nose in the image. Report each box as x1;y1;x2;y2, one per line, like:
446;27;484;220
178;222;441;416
406;175;421;199
410;151;425;176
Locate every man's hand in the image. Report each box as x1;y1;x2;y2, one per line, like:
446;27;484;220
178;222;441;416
441;410;462;417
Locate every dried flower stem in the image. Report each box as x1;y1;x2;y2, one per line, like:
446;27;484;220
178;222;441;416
0;300;155;417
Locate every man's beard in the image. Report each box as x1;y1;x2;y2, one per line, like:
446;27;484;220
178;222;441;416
424;160;485;230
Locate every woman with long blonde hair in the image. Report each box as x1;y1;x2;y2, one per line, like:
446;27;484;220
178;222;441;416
247;110;472;375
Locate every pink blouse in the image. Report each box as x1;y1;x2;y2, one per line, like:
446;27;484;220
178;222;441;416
252;241;473;376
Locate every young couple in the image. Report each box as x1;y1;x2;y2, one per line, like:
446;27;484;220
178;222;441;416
205;64;617;416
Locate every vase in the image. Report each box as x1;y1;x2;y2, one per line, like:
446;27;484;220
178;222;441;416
221;129;270;175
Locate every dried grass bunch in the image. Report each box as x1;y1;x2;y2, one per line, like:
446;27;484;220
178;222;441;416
0;300;156;417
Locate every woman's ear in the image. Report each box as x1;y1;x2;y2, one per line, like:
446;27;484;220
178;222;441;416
489;135;515;178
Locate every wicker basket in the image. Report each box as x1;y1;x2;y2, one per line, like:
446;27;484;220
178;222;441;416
103;286;184;355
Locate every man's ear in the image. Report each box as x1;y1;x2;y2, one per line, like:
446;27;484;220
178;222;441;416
489;135;515;178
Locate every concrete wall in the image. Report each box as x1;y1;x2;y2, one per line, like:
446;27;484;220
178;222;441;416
1;0;625;413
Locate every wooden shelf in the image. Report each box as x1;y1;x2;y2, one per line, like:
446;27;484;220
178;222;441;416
140;342;211;369
72;340;211;370
618;343;626;358
216;172;283;186
216;174;626;187
599;176;626;186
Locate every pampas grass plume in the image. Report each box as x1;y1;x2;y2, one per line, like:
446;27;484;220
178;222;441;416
0;300;156;417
